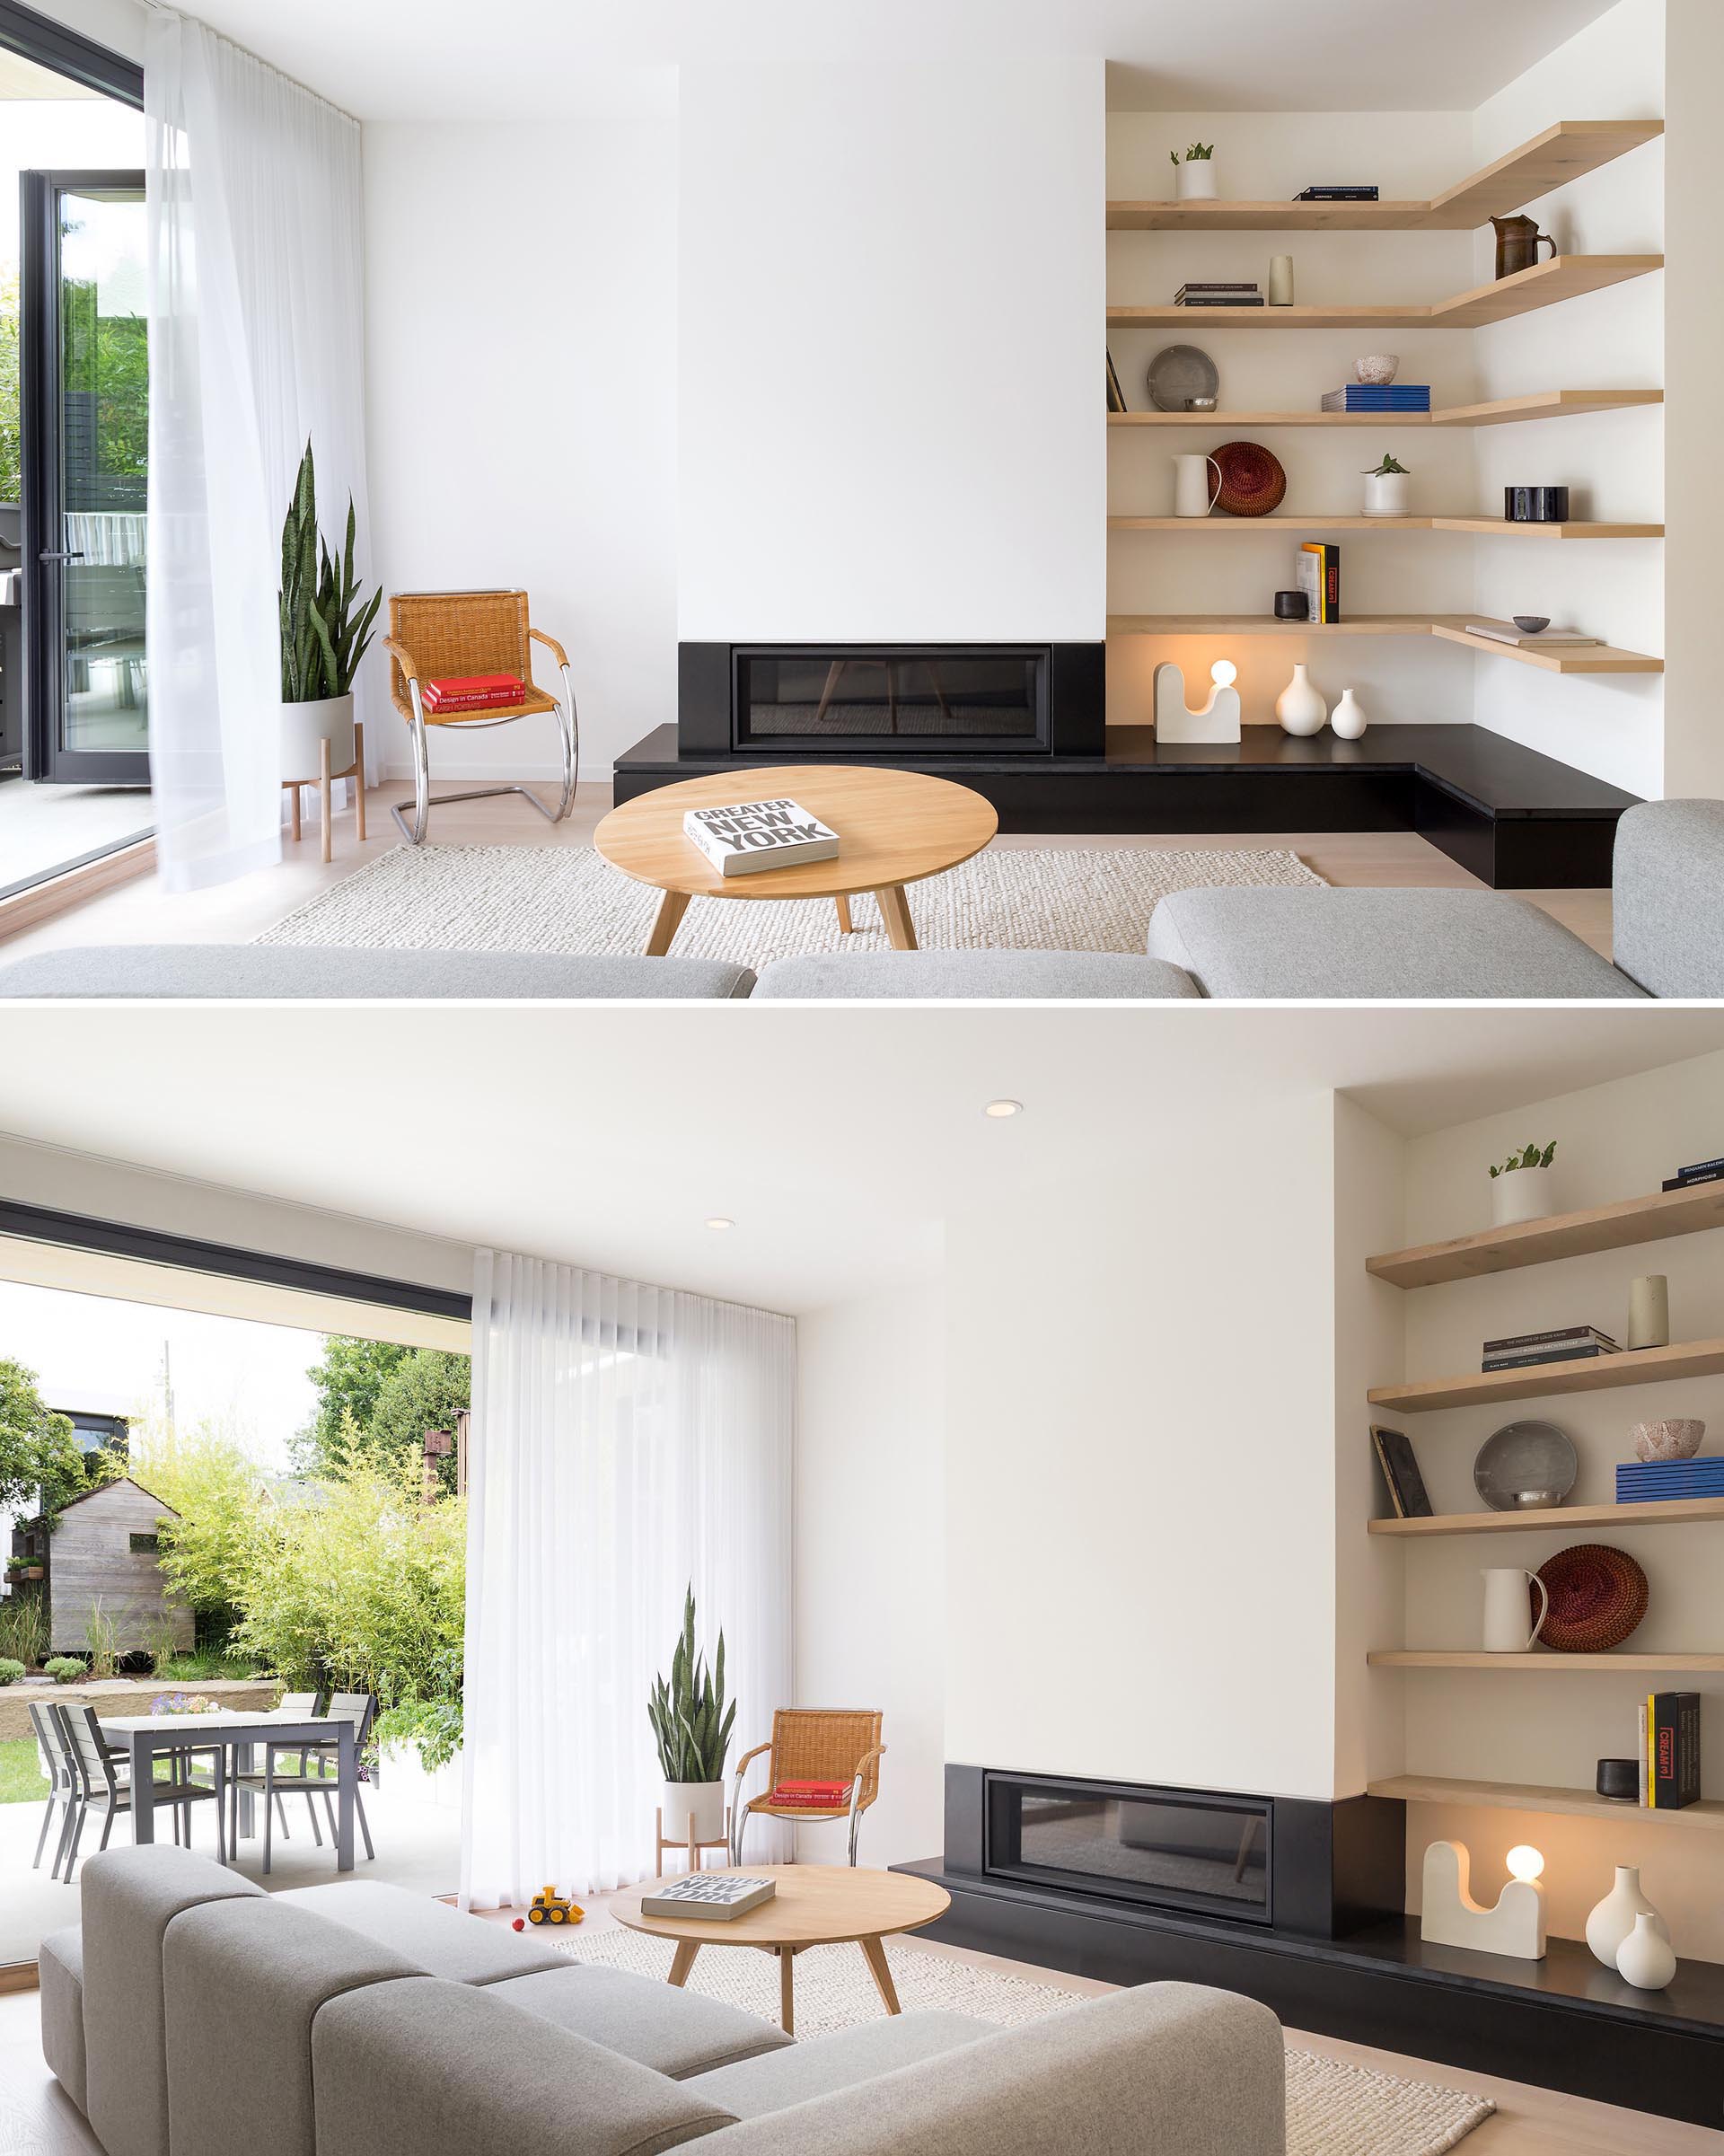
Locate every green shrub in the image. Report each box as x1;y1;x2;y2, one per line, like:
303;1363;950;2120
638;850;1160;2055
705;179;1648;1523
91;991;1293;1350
372;1693;463;1773
84;1596;120;1679
44;1655;84;1684
0;1589;44;1668
0;1657;24;1685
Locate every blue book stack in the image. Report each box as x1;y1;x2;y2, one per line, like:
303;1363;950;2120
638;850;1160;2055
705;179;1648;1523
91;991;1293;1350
1320;385;1433;412
1616;1457;1724;1502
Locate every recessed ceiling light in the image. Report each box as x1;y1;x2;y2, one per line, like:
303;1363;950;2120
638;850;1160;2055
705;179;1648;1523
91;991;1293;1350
704;1217;735;1231
983;1099;1024;1119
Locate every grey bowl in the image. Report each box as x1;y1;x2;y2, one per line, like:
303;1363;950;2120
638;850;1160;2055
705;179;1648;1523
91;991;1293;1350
1474;1420;1578;1512
1512;615;1551;636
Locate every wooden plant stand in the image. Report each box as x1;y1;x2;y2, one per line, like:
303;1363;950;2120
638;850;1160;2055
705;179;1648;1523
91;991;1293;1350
655;1801;732;1877
284;720;366;865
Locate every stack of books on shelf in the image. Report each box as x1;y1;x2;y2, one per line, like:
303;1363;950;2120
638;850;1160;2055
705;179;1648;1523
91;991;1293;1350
1319;383;1431;413
1174;282;1263;307
1617;1456;1724;1504
1480;1324;1619;1373
1663;1150;1724;1192
1296;541;1341;624
1463;620;1601;649
1293;185;1380;202
1637;1692;1702;1808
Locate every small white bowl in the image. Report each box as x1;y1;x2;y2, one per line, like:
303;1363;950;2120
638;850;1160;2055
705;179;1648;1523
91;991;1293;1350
1354;355;1400;385
1632;1418;1705;1463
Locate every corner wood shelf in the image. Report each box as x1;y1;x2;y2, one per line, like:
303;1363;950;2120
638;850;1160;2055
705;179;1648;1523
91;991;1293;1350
1106;255;1661;331
1368;1650;1724;1672
1107;392;1663;428
1104;615;1662;674
1108;515;1661;539
1368;1773;1724;1829
1367;1336;1724;1414
1107;120;1664;232
1368;1180;1724;1289
1370;1497;1724;1539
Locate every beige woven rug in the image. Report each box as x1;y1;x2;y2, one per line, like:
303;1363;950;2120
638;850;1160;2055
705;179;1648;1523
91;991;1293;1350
257;842;1324;964
554;1929;1493;2156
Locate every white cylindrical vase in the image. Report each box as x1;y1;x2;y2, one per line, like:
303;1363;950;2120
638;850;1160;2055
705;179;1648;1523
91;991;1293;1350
280;692;356;781
1585;1865;1667;1968
1275;664;1327;737
1363;471;1410;518
1491;1164;1557;1228
1175;161;1218;200
662;1780;726;1846
1628;1275;1670;1351
1268;254;1294;305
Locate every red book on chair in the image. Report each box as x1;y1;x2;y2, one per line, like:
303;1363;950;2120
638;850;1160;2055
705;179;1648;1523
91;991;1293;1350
770;1780;851;1808
420;673;526;713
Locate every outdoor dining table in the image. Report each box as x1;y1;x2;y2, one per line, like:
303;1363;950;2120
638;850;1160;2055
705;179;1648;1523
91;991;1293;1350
97;1708;358;1870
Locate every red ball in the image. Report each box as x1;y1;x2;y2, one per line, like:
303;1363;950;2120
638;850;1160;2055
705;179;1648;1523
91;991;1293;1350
512;1918;525;1932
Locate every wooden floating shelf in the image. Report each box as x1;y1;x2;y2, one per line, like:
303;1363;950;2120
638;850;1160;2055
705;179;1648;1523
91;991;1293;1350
1107;392;1663;430
1368;1180;1724;1289
1370;1497;1724;1539
1104;614;1663;675
1107;121;1664;233
1107;255;1662;332
1368;1650;1724;1672
1107;515;1661;539
1367;1336;1724;1414
1368;1773;1724;1828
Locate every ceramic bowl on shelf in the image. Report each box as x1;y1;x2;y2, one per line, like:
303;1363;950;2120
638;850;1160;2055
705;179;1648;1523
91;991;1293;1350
1632;1417;1705;1463
1473;1420;1579;1511
1354;354;1400;384
1513;614;1552;635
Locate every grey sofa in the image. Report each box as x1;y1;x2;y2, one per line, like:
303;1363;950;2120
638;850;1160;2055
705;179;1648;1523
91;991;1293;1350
40;1844;1287;2156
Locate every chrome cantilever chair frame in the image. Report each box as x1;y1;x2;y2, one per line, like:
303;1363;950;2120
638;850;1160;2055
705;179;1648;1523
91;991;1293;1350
392;646;578;846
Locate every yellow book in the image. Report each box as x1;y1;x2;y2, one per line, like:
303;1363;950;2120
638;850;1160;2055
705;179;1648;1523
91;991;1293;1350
1647;1692;1657;1808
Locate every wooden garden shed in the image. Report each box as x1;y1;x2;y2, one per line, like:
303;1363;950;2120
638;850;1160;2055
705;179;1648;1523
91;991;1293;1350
31;1476;193;1658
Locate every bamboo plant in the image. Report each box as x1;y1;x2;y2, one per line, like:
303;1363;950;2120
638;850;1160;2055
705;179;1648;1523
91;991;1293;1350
278;439;383;702
647;1583;735;1785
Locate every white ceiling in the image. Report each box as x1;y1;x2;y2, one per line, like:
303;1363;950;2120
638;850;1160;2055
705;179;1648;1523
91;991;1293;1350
176;0;1623;119
1;1006;1718;1316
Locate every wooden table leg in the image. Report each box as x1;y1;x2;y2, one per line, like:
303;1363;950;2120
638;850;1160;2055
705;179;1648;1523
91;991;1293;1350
834;894;853;934
646;888;691;956
668;1940;700;1988
778;1945;796;2035
875;884;918;952
860;1935;901;2015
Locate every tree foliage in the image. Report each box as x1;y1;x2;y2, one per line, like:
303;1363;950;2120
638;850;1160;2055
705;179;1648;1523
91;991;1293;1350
297;1338;470;1493
295;1336;410;1472
0;1358;85;1516
368;1351;471;1494
134;1419;266;1617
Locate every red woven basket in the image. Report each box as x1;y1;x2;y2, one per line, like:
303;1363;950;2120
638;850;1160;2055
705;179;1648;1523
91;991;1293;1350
1535;1544;1649;1653
1212;439;1288;518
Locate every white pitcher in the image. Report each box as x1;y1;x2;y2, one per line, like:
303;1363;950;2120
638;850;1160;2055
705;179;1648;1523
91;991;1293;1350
1482;1567;1548;1652
1173;453;1222;518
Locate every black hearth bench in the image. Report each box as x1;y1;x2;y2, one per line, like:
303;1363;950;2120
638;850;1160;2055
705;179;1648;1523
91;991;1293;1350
892;1856;1724;2128
611;724;1638;892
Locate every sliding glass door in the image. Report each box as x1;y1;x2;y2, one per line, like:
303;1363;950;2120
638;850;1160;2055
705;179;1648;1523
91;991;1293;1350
21;171;148;784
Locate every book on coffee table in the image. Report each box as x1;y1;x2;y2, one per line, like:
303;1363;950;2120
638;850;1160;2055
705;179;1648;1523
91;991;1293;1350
639;1874;778;1920
683;799;839;876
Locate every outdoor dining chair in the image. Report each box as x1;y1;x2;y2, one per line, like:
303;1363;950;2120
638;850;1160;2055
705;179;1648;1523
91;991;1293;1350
228;1690;374;1872
58;1701;225;1876
28;1699;80;1882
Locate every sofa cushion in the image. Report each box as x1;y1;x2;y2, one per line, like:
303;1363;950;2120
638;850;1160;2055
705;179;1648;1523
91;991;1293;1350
0;945;757;1000
312;1975;737;2156
752;951;1200;999
687;2012;987;2118
274;1882;566;1984
38;1925;86;2116
1611;798;1724;998
488;1965;792;2080
165;1897;421;2156
1147;887;1642;999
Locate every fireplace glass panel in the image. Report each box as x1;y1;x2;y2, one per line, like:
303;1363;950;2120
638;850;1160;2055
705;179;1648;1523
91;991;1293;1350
987;1774;1271;1923
734;648;1046;752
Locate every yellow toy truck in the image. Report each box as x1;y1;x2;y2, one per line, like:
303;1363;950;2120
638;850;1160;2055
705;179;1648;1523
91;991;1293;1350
522;1885;584;1927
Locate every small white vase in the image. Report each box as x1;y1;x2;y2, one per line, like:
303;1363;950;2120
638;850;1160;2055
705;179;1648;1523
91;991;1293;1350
1491;1163;1557;1228
662;1780;725;1846
1268;254;1294;305
1363;471;1410;518
1275;663;1327;737
1628;1275;1670;1351
1332;689;1368;740
1616;1910;1678;1990
1175;161;1218;201
1585;1865;1668;1969
280;691;356;782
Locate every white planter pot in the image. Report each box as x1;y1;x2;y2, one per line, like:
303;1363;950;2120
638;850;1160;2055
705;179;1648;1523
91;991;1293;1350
1275;663;1327;738
1491;1164;1557;1228
281;692;355;783
379;1739;465;1811
1363;471;1410;518
662;1780;725;1846
1175;161;1217;201
1585;1864;1667;1969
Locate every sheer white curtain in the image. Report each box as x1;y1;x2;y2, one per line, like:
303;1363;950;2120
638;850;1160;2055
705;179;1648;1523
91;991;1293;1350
462;1257;795;1908
145;12;373;889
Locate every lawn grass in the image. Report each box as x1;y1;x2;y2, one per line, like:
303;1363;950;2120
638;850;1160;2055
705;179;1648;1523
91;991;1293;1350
0;1734;48;1804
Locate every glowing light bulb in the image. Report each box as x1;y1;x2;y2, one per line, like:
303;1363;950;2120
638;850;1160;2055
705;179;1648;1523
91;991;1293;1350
1209;659;1238;689
1506;1844;1544;1883
983;1099;1024;1119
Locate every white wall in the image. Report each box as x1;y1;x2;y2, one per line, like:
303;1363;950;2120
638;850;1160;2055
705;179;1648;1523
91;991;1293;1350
363;105;678;781
677;58;1105;643
795;1280;946;1866
1397;1046;1724;1958
1466;0;1666;799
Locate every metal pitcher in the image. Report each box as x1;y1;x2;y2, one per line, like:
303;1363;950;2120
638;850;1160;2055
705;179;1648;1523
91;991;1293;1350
1491;214;1556;280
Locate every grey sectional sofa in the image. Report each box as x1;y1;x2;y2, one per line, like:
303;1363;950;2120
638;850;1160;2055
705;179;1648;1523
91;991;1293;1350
40;1844;1287;2156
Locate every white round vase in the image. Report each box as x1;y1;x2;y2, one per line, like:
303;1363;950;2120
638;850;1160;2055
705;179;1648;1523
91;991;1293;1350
1175;162;1218;201
1491;1163;1557;1228
662;1780;726;1845
1585;1865;1667;1969
1616;1911;1678;1990
1363;471;1410;518
1332;689;1368;740
280;692;356;782
1275;664;1327;737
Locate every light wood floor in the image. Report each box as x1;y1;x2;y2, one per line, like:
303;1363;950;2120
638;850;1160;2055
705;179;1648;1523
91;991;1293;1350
0;778;1614;960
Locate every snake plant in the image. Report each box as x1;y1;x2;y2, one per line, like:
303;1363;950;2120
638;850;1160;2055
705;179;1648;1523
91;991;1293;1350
278;439;383;701
648;1584;735;1784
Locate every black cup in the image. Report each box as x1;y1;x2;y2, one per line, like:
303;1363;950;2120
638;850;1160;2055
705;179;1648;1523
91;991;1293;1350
1274;590;1309;620
1505;486;1570;524
1596;1757;1640;1801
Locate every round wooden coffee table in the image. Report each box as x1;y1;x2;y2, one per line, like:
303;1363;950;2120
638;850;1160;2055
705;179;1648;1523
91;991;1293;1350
611;1865;951;2035
594;766;998;956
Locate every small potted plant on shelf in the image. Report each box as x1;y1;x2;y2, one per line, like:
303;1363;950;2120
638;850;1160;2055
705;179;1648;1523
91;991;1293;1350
1490;1140;1559;1227
278;439;383;804
648;1583;735;1851
1170;141;1217;201
1362;453;1412;518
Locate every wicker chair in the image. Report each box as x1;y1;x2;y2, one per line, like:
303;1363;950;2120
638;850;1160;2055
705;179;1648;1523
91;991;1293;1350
382;590;577;844
729;1709;884;1867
